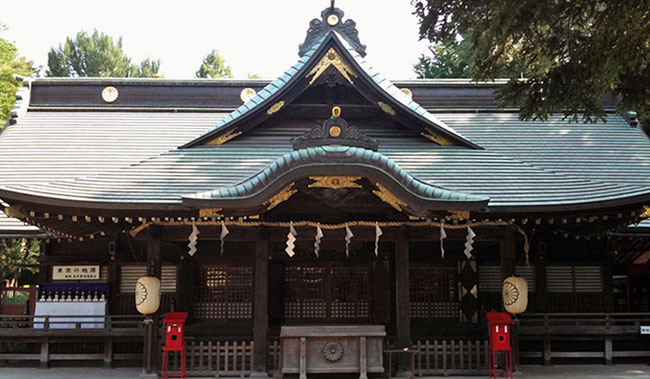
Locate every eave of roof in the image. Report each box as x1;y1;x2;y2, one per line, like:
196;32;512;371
183;145;490;212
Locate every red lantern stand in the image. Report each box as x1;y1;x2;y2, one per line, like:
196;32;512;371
486;312;513;379
161;312;188;379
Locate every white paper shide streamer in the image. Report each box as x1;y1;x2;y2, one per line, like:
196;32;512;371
440;225;447;258
220;221;229;255
188;223;199;256
314;224;323;257
286;223;297;257
374;222;383;256
345;225;353;258
464;226;476;258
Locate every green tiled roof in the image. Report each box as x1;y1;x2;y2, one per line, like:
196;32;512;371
186;145;489;208
185;32;478;149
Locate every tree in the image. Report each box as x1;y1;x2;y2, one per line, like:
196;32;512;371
414;36;474;79
247;73;262;79
412;1;650;125
0;37;34;125
46;30;161;78
0;239;39;287
136;58;163;78
196;50;232;79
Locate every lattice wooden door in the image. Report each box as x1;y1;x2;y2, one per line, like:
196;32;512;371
285;262;371;322
194;264;253;321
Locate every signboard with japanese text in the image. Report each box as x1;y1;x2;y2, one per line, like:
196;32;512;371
52;265;101;280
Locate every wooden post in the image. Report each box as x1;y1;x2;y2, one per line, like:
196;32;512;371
251;229;270;378
141;226;162;378
104;337;113;368
500;225;519;371
39;336;49;368
395;227;411;377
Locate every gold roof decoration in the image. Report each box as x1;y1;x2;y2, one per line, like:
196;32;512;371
240;88;257;103
377;101;396;116
421;127;455;146
400;88;413;99
372;183;407;211
306;47;357;85
205;128;242;145
267;101;285;115
101;86;119;103
264;183;298;210
309;176;362;190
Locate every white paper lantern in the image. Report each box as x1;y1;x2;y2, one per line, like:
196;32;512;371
135;276;160;315
503;276;528;314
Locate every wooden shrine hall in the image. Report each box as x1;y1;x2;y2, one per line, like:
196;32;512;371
1;3;650;378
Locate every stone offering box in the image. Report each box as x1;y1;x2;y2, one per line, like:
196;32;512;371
280;325;386;379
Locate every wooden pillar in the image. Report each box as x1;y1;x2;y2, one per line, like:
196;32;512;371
500;225;519;370
251;229;270;378
536;261;552;366
141;226;162;378
395;227;411;377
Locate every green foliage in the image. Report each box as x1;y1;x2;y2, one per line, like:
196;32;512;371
196;49;233;79
414;36;474;79
135;58;162;78
412;1;650;126
46;30;161;78
0;239;39;286
247;73;262;79
0;38;34;125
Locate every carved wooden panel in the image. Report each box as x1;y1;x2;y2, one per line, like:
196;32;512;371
194;265;253;321
285;262;371;322
410;264;460;319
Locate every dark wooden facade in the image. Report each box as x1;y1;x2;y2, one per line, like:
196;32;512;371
2;3;650;377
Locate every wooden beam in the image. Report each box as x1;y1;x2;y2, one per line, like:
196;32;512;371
395;227;411;377
143;226;161;375
499;225;519;371
251;229;270;378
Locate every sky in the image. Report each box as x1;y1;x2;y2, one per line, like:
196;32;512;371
2;0;431;80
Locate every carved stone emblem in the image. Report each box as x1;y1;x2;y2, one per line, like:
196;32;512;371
323;341;343;362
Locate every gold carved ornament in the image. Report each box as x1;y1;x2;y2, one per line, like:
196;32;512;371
372;183;407;211
205;128;242;145
264;183;297;210
377;101;395;116
446;210;470;220
199;208;223;217
305;47;357;85
240;88;257;103
400;88;413;99
267;101;285;115
309;176;362;190
421;127;455;146
641;205;650;218
101;86;119;103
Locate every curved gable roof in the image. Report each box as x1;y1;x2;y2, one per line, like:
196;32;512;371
183;145;490;212
183;32;480;149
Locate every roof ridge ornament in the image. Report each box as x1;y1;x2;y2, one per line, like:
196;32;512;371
299;2;367;57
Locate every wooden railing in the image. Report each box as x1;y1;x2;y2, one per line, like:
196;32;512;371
164;337;489;377
164;338;253;377
518;313;650;363
411;339;489;376
0;314;144;367
0;314;143;333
